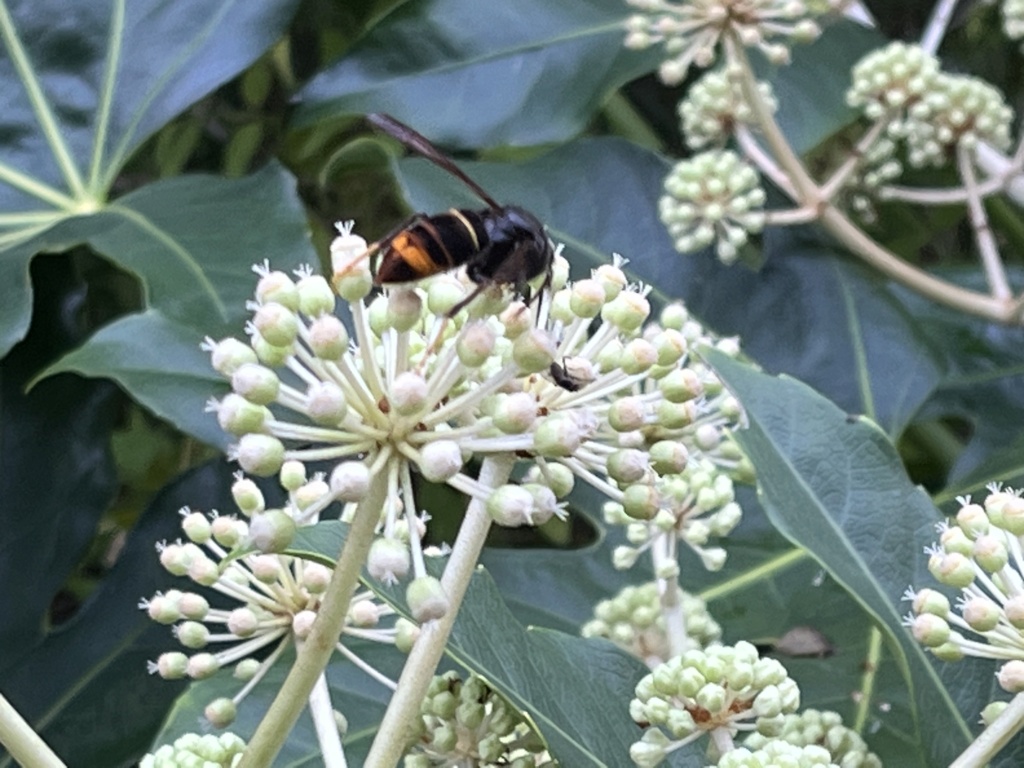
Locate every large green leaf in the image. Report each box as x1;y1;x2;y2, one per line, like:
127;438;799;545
293;0;661;148
36;165;314;446
0;0;302;357
0;461;242;768
0;256;120;666
706;351;1019;766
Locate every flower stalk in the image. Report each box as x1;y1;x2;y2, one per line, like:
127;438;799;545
364;455;514;767
238;469;387;768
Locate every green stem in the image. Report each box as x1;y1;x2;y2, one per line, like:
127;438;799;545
950;691;1024;768
238;471;388;767
726;34;1024;325
0;692;65;768
363;455;515;767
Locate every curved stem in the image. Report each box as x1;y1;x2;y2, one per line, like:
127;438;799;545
727;34;1024;324
238;470;388;768
363;455;515;768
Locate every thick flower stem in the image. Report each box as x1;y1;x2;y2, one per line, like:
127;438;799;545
0;693;65;768
950;692;1024;768
238;472;388;768
364;455;515;768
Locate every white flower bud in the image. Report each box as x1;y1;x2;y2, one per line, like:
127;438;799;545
256;270;299;310
609;397;647;432
181;511;212;543
621;338;658;375
216;393;270;435
145;594;181;624
253;302;299;347
251;334;293;366
367;538;411;585
512;328;556;374
247;509;296;553
601;290;650;332
306;381;348;425
457;321;496;367
387;289;423;331
176;621;210;649
296;274;335;317
419;440;464;482
250;554;282;583
407;576;449;622
231;363;280;406
228;607;260;637
569;279;606;318
232;477;264;517
492;392;538;434
348;599;380;627
234;658;261;680
205;697;238;728
154;652;188;679
279;460;306;491
301;562;333;594
500;302;532;338
391;371;428;416
532;413;582;457
187;554;220;586
307;314;348;360
487;485;536;527
186;653;220;679
607;449;649;484
330;461;370;502
211;516;245;547
177;593;209;620
292;609;317;639
209;337;258;377
395;617;420;653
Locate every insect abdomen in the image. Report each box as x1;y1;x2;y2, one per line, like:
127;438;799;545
376;209;488;284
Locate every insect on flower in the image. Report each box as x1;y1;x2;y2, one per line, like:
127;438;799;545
337;113;555;316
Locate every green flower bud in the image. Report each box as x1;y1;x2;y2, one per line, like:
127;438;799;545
154;651;188;679
607;449;649;484
205;697;237;728
209;337;258;377
247;509;296;553
231;477;264;517
295;273;335;317
307;314;348;360
253;302;299;347
231;363;280;406
256;270;299;310
569;279;606;318
622;484;660;520
407;576;449;622
532;414;583;457
512;328;556;374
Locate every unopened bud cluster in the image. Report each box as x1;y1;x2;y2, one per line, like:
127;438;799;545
629;641;800;766
143;481;396;725
582;581;721;666
679;68;777;150
623;0;822;85
716;741;839;768
141;732;246;768
904;485;1024;693
404;672;552;767
744;709;882;767
659;150;766;264
847;41;1014;172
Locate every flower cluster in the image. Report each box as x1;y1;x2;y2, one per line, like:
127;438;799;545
846;41;1014;172
659;150;766;264
629;641;800;766
582;581;722;666
1002;0;1024;46
717;741;838;767
205;224;747;610
744;709;882;767
623;0;822;85
679;66;777;150
905;485;1024;696
404;672;552;767
143;477;402;725
141;733;246;768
